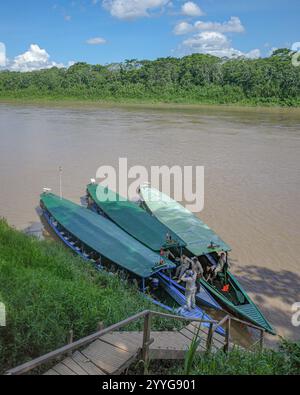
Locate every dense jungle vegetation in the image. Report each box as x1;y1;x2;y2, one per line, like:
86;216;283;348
0;49;299;106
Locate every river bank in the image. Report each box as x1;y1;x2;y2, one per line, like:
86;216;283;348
1;96;300;112
0;219;182;373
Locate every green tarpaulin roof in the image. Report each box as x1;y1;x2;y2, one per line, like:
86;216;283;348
139;185;231;257
41;193;175;278
87;184;186;252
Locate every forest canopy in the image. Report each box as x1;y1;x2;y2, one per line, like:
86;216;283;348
0;49;299;106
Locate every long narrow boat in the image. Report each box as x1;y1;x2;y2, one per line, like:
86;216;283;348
138;185;275;335
40;192;224;334
86;183;221;310
86;183;185;252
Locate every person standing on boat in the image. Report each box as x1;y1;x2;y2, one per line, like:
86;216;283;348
180;269;197;311
207;252;227;282
174;255;192;280
191;257;204;292
191;257;204;277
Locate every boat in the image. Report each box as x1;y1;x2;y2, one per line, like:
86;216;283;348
86;183;185;252
39;191;224;334
40;192;175;281
138;185;276;335
86;183;221;310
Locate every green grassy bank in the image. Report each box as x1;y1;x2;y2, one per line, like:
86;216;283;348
2;95;300;111
0;219;175;374
181;341;300;375
132;341;300;375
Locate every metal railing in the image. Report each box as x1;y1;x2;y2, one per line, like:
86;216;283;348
5;310;266;375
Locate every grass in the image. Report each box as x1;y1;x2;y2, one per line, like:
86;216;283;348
172;339;300;375
127;339;300;375
0;219;179;373
1;95;300;110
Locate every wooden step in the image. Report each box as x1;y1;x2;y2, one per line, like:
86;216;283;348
44;324;234;375
81;339;136;374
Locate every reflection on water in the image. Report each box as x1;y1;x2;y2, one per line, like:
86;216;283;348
0;102;299;343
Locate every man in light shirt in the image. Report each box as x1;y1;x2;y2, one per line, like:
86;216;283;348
180;269;197;311
174;255;193;280
207;252;227;283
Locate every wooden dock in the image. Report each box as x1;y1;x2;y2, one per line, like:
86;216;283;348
44;322;229;375
7;310;265;376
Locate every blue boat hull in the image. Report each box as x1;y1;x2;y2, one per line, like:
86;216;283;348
42;209;224;336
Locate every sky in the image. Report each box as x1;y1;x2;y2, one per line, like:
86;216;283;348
0;0;299;71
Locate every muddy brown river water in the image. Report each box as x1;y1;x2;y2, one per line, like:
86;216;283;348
0;102;299;344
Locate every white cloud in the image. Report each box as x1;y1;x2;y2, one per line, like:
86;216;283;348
181;1;204;17
173;21;193;35
195;16;244;33
174;16;245;36
182;31;260;59
86;37;107;45
7;44;65;72
0;42;6;67
246;49;261;59
102;0;170;20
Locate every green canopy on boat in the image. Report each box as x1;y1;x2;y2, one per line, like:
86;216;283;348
87;184;186;252
40;193;175;278
139;185;231;257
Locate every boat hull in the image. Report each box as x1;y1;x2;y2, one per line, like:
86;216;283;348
199;273;276;335
138;185;276;335
40;200;220;326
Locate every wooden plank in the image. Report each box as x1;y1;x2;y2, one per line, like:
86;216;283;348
61;357;89;375
179;328;207;351
150;331;191;351
114;350;141;375
52;363;76;375
72;351;106;375
180;327;222;352
184;323;208;338
43;369;60;375
101;332;143;353
224;318;231;353
142;312;152;369
190;322;225;345
82;339;133;374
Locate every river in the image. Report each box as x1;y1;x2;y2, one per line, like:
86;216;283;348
0;102;299;343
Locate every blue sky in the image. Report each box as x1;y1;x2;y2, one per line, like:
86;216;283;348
0;0;299;71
